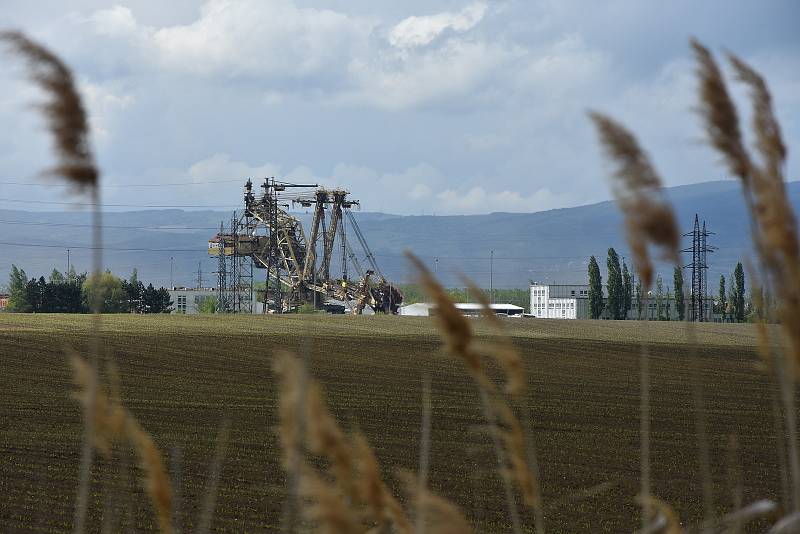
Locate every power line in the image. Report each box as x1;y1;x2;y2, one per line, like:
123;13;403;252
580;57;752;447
0;178;244;187
0;219;220;230
0;198;239;208
0;241;204;252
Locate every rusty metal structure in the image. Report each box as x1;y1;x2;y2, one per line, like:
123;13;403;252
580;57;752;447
209;178;403;314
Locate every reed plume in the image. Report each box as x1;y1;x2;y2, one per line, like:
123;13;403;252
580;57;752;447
0;31;98;191
637;495;682;534
404;253;491;389
273;352;413;533
692;40;800;513
464;279;525;397
588;113;681;531
398;471;474;534
588;112;680;289
70;354;173;534
353;433;413;534
407;253;548;532
1;31;104;532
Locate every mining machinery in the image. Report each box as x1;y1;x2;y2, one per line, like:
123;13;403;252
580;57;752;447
209;178;403;314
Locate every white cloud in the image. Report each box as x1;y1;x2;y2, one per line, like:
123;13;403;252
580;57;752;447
436;186;571;213
188;153;281;183
80;80;133;141
346;39;513;110
388;2;488;48
89;5;140;37
86;0;376;79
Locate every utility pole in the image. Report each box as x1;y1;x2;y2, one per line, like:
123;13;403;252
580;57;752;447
490;250;494;304
196;262;203;289
170;256;174;289
435;257;439;274
682;214;715;322
66;248;70;275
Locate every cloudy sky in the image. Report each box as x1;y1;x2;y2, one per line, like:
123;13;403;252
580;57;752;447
0;0;798;215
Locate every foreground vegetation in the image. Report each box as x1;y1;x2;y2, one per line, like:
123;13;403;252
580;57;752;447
0;313;782;531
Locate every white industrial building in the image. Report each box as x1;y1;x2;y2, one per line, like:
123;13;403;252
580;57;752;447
399;302;525;317
529;283;710;321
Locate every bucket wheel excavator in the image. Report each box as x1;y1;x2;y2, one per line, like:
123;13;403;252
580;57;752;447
209;178;403;314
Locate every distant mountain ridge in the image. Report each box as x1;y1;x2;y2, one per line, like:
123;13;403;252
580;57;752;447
1;180;797;291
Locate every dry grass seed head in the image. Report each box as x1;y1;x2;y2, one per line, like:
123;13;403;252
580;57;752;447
126;418;174;534
0;31;97;191
691;39;750;181
637;495;683;534
273;352;303;468
398;470;474;534
588;112;680;288
299;468;362;534
494;401;540;508
305;382;356;498
464;278;526;397
405;252;488;384
69;353;173;533
353;433;413;534
68;353;125;455
728;54;787;174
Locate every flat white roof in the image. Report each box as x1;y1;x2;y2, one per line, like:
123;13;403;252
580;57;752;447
400;302;524;311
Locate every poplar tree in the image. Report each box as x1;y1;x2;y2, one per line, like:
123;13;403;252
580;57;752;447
635;278;643;319
607;248;623;319
588;255;603;319
622;260;632;319
719;275;727;322
674;267;685;321
655;275;664;320
734;262;745;322
8;264;31;312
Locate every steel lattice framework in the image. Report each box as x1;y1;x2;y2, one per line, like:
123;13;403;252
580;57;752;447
682;214;715;322
209;178;403;314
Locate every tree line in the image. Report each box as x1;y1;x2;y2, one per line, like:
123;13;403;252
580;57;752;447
587;250;750;321
5;265;172;314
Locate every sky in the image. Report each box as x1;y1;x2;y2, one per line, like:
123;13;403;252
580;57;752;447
0;0;798;216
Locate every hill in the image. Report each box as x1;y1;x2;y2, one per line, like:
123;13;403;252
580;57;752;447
1;180;797;290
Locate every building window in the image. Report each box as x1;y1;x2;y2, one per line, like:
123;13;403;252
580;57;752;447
177;295;187;313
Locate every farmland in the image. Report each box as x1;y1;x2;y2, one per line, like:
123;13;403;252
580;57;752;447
0;314;785;532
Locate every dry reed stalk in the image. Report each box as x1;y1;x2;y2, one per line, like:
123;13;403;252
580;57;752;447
464;280;526;397
406;253;528;532
589;113;680;530
684;322;714;526
0;31;98;191
692;39;800;513
637;495;682;534
197;420;231;534
417;374;432;534
494;401;539;509
299;469;362;534
398;471;474;534
464;280;546;533
404;253;492;390
70;354;173;534
305;382;356;498
1;31;104;533
273;350;306;531
727;434;743;534
274;352;413;534
353;434;413;534
588;113;680;288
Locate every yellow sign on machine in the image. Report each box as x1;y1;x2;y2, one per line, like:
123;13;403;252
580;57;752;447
208;240;234;256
